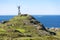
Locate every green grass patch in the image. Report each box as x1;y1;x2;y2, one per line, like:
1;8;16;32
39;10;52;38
16;28;25;33
0;28;6;32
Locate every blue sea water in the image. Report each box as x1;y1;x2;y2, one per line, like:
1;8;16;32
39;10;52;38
33;15;60;28
0;15;14;22
0;15;60;28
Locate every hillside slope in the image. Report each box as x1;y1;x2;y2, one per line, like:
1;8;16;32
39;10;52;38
0;14;56;37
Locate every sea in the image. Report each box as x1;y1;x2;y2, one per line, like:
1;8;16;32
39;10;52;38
0;15;60;28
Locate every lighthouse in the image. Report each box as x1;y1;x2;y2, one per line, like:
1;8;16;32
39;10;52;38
18;6;21;15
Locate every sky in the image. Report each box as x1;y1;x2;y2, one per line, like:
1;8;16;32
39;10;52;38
0;0;60;15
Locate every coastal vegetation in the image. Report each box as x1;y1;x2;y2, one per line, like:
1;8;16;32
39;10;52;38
0;14;60;40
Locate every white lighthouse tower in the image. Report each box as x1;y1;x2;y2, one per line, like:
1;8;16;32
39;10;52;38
18;6;21;15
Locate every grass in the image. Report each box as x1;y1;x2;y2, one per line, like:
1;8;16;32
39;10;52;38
0;15;60;40
16;28;25;33
0;28;6;32
0;36;60;40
